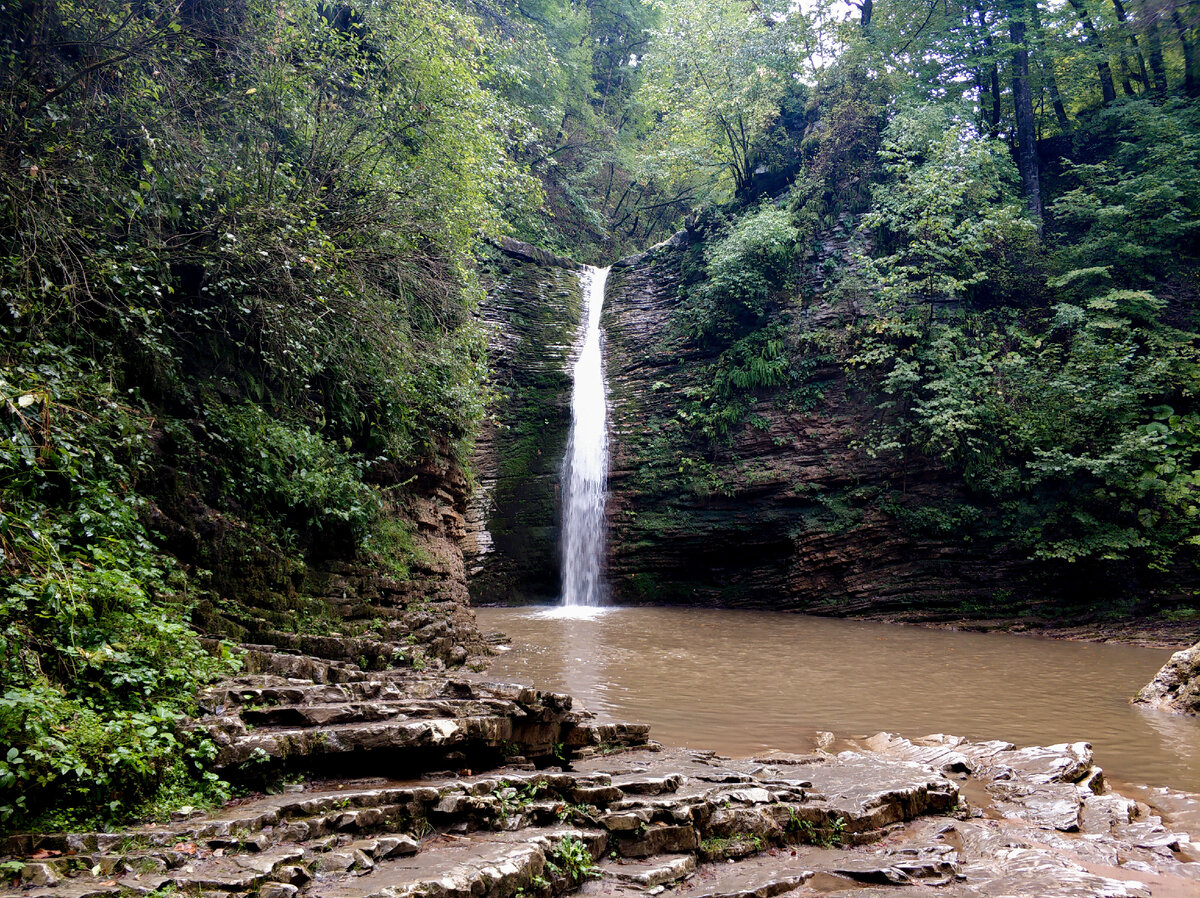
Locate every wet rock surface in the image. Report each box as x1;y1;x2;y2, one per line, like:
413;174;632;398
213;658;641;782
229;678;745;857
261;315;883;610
599;231;1041;617
1136;641;1200;715
465;240;584;605
5;697;1199;898
191;646;650;776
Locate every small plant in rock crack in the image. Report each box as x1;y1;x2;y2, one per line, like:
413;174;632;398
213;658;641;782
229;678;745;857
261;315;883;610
787;811;846;848
546;835;600;881
701;834;763;855
1;861;25;885
556;801;591;823
495;779;547;823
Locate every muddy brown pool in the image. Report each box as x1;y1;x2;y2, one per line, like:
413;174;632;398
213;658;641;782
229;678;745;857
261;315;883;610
474;606;1200;793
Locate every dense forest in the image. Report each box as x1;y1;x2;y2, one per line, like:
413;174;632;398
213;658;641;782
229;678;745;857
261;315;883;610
1;0;1198;833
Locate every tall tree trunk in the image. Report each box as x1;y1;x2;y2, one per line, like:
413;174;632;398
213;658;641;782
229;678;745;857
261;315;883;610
861;0;873;29
1030;1;1071;131
1120;57;1140;94
1010;0;1043;228
1173;8;1200;96
977;4;1002;137
1067;0;1118;102
1112;0;1152;90
1138;0;1170;95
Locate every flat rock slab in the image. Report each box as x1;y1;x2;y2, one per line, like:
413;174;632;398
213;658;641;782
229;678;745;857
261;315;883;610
584;853;813;898
308;835;548;898
599;854;697;887
571;749;958;834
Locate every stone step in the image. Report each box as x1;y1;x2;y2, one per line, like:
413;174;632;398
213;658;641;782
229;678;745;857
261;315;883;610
307;828;604;898
238;699;525;729
597;853;696;887
585;853;813;898
201;680;408;713
214;716;541;768
239;648;376;684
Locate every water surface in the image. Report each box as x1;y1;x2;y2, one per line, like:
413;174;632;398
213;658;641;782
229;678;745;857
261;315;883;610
475;606;1200;792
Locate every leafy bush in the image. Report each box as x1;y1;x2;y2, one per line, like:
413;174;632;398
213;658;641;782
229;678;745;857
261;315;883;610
678;205;799;345
852;103;1036;313
0;342;232;829
1051;99;1200;284
200;402;378;538
847;294;1200;578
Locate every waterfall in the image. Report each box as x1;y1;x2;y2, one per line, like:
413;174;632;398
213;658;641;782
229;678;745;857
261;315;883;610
561;265;611;607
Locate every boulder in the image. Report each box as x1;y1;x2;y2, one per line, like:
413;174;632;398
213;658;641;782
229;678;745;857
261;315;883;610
1134;641;1200;714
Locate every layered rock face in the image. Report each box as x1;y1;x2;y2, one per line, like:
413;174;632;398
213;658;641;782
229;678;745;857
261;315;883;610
465;239;584;604
186;439;483;670
1135;641;1200;714
602;233;1029;616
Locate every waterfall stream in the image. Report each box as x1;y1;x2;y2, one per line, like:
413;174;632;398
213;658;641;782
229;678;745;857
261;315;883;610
560;265;610;607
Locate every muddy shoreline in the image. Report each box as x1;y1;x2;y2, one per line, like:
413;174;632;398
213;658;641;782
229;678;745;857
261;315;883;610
845;612;1200;650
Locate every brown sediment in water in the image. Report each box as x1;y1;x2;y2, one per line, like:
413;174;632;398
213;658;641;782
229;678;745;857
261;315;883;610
475;606;1200;793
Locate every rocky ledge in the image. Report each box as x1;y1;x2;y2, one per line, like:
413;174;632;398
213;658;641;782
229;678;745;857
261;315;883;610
1135;640;1200;715
3;661;1198;898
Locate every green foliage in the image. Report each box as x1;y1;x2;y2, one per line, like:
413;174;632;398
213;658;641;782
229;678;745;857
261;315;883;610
678;326;800;443
494;779;547;823
852;103;1037;311
786;812;846;848
363;517;425;581
546;834;601;881
679;205;800;346
847;295;1200;576
199;402;377;538
638;0;814;200
0;342;233;830
1051;99;1200;284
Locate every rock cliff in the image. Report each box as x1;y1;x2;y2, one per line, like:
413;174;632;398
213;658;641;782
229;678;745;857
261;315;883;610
466;230;1044;618
465;239;584;604
601;231;1033;617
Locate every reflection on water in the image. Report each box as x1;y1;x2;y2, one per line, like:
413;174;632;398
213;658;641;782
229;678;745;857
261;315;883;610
475;606;1200;793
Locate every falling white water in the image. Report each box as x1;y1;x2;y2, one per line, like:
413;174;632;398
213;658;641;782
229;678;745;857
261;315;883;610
561;265;611;608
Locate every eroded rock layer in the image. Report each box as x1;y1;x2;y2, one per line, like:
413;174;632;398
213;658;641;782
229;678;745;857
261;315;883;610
466;239;584;604
602;234;1031;617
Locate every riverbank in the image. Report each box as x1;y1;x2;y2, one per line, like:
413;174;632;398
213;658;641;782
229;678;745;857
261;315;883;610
3;635;1199;897
850;612;1200;650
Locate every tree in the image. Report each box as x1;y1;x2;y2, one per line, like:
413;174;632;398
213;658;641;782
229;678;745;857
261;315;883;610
637;0;813;201
1008;0;1044;225
854;103;1035;314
